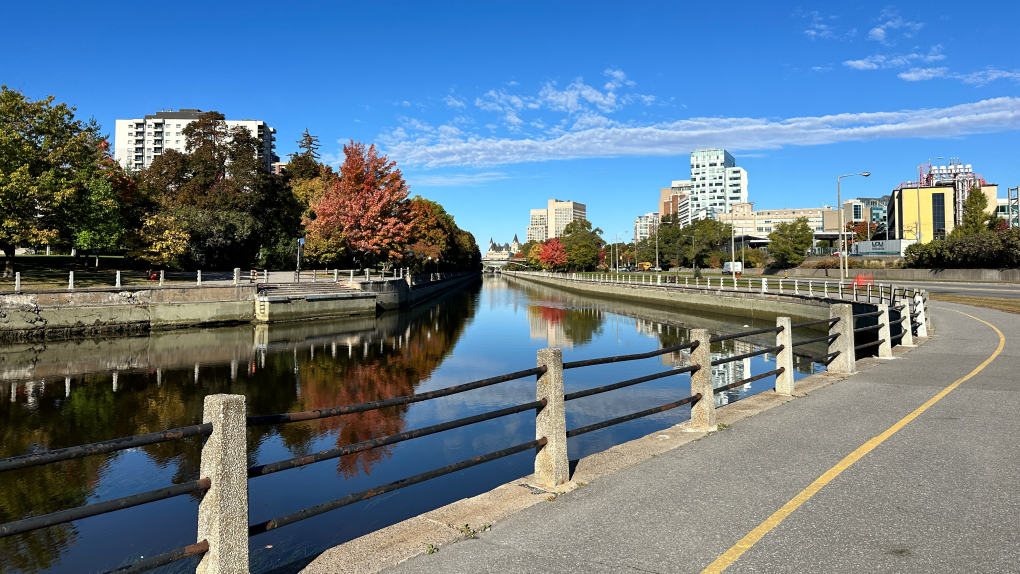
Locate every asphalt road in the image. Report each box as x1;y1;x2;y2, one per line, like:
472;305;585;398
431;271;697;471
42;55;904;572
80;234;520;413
886;280;1020;299
380;302;1019;574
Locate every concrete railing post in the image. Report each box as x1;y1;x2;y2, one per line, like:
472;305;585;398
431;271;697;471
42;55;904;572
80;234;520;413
159;270;165;286
68;271;74;290
762;278;768;293
688;329;717;431
534;348;568;488
115;270;122;288
232;268;240;286
197;270;202;286
197;394;249;574
876;303;892;358
794;279;799;295
897;297;915;346
312;269;317;283
828;303;855;374
914;291;928;337
14;272;20;293
333;269;339;283
775;317;794;394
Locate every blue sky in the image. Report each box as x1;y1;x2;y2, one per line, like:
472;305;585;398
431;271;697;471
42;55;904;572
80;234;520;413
4;1;1018;244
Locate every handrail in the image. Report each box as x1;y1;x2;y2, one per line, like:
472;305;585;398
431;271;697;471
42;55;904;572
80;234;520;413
0;424;213;473
0;478;210;539
566;394;702;438
854;323;884;333
792;333;839;347
710;326;782;343
711;345;782;366
100;540;209;574
247;438;547;537
564;366;699;401
563;341;698;369
246;366;547;427
248;400;546;478
792;317;839;328
713;368;785;394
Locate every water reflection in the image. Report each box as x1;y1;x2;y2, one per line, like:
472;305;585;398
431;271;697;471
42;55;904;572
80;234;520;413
0;275;827;573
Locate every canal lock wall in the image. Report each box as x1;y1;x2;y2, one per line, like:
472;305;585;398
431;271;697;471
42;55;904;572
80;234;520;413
0;272;480;340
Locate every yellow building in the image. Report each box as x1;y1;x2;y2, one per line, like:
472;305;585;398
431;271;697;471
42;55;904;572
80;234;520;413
888;185;997;243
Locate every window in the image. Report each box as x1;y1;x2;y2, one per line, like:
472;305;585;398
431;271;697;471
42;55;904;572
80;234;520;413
176;124;181;128
932;193;946;240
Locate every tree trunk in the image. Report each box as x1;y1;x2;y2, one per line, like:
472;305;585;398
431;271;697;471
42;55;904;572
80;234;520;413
1;243;14;278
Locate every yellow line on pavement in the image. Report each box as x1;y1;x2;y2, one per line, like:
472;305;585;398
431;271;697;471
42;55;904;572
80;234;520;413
699;308;1005;574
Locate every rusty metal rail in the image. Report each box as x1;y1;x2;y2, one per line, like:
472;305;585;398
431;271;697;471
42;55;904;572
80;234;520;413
0;478;210;539
853;310;884;318
0;423;213;473
792;317;839;328
710;326;781;343
854;339;886;351
562;341;698;369
803;350;841;365
248;438;547;537
566;394;702;438
711;346;782;366
792;333;839;347
714;368;786;394
564;366;699;402
100;540;209;574
248;400;546;478
246;366;547;427
854;323;885;333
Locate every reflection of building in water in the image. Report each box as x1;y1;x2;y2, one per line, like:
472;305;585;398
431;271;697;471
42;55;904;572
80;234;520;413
528;305;575;348
712;338;756;407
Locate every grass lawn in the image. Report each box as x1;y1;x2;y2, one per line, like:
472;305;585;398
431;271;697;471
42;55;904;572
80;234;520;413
928;293;1020;315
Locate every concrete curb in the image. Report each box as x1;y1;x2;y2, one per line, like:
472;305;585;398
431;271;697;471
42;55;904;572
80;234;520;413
299;336;928;574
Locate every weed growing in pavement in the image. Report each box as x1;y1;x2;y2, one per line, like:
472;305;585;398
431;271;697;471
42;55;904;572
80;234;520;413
426;544;438;555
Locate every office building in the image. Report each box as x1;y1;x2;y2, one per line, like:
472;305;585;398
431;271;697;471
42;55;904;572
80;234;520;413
634;212;659;242
660;181;692;227
115;109;278;171
526;199;586;242
689;148;748;220
842;196;890;230
716;202;834;235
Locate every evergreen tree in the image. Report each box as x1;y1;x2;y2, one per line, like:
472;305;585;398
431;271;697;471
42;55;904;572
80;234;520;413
953;187;993;236
286;129;322;180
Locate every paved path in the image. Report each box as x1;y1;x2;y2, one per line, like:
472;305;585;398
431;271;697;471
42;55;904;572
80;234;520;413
381;302;1019;574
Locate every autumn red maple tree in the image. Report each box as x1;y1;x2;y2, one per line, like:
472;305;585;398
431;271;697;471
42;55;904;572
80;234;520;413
539;238;569;269
306;141;410;264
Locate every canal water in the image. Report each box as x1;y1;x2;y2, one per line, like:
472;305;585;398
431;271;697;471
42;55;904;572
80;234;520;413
0;275;829;574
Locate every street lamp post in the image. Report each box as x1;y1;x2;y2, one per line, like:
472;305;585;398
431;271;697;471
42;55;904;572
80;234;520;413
614;231;629;272
837;172;871;281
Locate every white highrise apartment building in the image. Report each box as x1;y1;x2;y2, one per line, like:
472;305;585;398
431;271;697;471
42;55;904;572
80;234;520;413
689;148;748;221
114;109;277;171
526;199;586;242
634;212;659;242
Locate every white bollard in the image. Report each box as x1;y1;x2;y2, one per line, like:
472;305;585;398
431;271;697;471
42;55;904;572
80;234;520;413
68;271;74;290
14;272;20;293
160;270;165;286
197;270;202;285
116;270;121;288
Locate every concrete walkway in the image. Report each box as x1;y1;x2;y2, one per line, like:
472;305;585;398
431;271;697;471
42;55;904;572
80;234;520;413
378;302;1019;574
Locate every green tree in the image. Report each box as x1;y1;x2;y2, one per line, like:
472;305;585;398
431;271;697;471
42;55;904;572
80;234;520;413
138;112;301;269
0;86;106;275
285;128;322;180
767;217;813;267
560;220;604;270
952;187;993;237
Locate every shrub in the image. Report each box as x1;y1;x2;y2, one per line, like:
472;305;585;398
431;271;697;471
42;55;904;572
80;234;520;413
905;228;1020;268
707;256;722;269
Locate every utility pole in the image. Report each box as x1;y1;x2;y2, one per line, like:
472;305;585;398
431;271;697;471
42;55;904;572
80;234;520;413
837;172;871;281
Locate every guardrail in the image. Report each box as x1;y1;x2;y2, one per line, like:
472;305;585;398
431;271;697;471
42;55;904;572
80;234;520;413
0;297;927;573
511;270;926;306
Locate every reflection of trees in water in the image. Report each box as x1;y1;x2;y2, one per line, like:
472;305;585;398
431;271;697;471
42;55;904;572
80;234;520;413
526;305;605;348
0;284;479;573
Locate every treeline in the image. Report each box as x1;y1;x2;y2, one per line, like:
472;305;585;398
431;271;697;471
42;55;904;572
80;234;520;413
0;86;480;275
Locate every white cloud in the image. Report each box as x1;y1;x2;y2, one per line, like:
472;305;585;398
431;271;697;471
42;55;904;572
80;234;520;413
898;67;948;81
843;45;944;70
408;172;509;186
383;97;1020;167
603;68;636;90
957;68;1020;86
867;8;923;45
811;66;833;72
443;95;466;108
797;10;854;40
